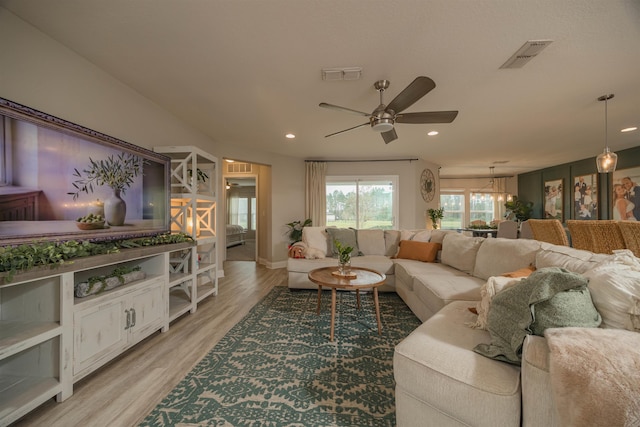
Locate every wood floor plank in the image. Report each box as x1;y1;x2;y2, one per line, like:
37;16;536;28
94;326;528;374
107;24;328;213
12;261;287;427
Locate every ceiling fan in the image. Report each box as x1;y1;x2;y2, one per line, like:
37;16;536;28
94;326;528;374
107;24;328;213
319;76;458;144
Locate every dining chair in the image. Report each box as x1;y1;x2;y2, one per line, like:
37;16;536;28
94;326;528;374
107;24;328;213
566;220;593;251
527;219;569;246
567;220;625;254
496;220;518;239
519;220;534;239
616;221;640;257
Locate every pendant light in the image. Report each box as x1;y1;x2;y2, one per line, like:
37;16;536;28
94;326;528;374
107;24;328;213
596;94;617;173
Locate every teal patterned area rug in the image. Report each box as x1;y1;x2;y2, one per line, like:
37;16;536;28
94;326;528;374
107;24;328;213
140;287;420;427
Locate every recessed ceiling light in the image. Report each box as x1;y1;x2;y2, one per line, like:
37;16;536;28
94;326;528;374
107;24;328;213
427;131;439;136
621;127;638;133
225;159;234;163
285;133;296;139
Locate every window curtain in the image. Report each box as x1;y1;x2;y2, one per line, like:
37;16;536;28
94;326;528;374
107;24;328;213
305;161;327;227
493;177;507;220
228;193;240;225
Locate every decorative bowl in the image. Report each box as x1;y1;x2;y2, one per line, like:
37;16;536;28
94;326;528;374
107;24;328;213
76;221;106;230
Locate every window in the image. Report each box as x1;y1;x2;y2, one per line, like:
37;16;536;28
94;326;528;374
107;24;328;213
326;176;398;229
440;193;465;229
228;195;256;230
470;193;497;224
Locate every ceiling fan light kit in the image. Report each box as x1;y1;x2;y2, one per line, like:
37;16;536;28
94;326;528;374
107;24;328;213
320;76;458;144
596;94;618;173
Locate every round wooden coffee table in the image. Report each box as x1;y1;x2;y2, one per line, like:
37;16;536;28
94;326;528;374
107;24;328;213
308;266;386;341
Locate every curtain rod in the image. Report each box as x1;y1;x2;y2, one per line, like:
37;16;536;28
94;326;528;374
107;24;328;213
305;158;419;163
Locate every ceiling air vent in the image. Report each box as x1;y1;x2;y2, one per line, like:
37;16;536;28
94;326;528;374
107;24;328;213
322;67;362;81
500;40;553;69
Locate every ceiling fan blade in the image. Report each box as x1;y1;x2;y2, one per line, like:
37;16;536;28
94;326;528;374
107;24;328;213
395;110;459;124
386;76;436;114
319;102;371;117
381;128;398;144
325;122;370;138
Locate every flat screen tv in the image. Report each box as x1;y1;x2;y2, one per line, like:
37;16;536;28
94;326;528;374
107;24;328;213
0;97;170;246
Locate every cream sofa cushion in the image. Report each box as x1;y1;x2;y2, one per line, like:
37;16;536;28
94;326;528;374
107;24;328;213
441;233;484;274
394;301;522;427
384;230;401;257
583;250;640;331
535;242;609;274
356;229;385;255
473;238;541;280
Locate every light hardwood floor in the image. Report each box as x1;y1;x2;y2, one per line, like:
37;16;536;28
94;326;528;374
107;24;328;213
13;261;288;427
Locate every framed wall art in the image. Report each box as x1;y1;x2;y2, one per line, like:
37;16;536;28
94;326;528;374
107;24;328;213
572;173;598;220
544;178;563;221
612;166;640;221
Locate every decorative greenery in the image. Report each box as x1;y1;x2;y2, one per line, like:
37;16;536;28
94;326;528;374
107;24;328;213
85;265;142;295
0;233;194;282
187;168;209;183
427;207;445;229
68;152;143;200
468;224;497;230
504;196;534;222
285;218;312;245
334;240;354;264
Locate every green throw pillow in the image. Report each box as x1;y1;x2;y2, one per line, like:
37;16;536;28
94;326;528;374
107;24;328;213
326;227;360;257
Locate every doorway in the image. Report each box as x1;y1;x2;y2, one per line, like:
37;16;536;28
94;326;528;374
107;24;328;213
225;176;257;261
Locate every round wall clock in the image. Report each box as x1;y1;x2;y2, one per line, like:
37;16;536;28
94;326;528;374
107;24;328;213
420;168;436;202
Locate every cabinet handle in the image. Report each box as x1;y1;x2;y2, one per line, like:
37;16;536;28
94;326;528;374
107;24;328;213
124;309;131;330
131;308;136;328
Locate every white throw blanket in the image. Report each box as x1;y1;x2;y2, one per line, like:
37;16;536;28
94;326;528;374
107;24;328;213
545;327;640;427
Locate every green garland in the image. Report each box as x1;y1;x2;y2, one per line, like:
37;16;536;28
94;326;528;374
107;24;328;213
0;233;194;282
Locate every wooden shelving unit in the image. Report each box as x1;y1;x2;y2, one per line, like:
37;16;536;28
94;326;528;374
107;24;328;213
154;146;218;321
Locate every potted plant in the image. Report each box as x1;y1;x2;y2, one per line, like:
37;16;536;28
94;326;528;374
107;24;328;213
285;218;312;246
68;152;143;226
504;196;533;223
334;239;354;275
427;207;445;229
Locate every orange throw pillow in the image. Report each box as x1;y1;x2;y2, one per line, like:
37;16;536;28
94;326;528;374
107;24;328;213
395;240;442;263
501;265;536;278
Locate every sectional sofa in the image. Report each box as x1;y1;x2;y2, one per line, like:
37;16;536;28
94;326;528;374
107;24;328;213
286;227;640;426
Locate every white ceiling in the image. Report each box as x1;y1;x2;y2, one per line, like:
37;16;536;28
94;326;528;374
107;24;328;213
2;0;639;178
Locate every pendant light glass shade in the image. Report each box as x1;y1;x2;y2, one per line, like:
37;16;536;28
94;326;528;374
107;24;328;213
596;147;618;173
596;94;617;173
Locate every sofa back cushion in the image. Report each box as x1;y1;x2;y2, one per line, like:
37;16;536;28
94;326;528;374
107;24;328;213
302;226;330;256
535;242;610;274
473;238;541;280
356;229;386;255
430;229;457;244
326;227;360;256
384;230;401;257
441;233;485;274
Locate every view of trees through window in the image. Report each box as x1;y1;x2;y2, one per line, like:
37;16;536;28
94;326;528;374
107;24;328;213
326;177;397;229
441;192;498;229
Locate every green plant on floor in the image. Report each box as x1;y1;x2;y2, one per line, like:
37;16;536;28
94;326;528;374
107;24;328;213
427;207;445;229
285;218;312;245
504;196;533;223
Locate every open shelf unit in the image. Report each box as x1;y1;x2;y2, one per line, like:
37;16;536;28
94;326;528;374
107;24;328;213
0;242;193;426
154;146;218;320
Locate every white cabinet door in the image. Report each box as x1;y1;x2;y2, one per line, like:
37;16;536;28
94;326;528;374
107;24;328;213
73;298;128;376
128;279;165;345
